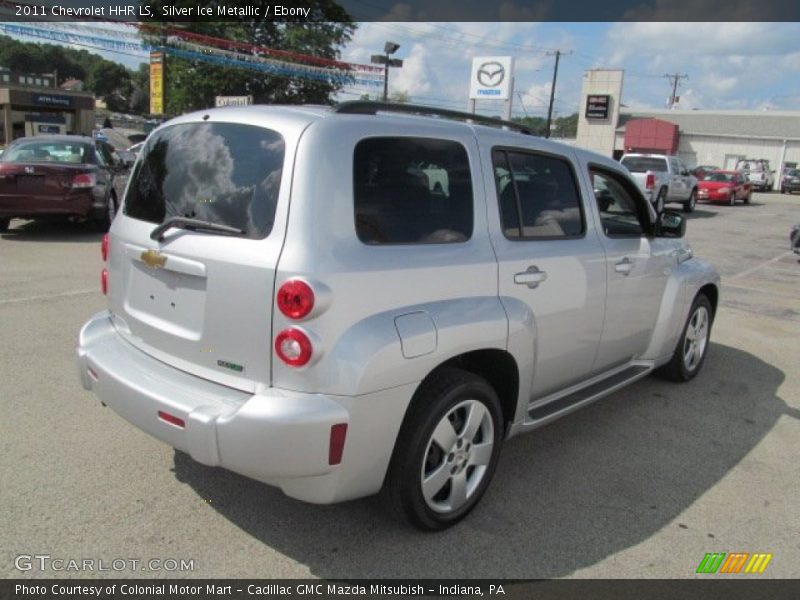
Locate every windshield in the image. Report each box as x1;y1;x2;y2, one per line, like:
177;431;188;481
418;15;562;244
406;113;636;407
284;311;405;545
786;170;800;177
2;140;91;164
620;156;668;173
123;122;285;240
703;173;733;182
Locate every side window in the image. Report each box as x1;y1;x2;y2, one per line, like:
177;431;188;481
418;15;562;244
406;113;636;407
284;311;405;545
353;137;473;244
492;149;584;239
590;168;648;237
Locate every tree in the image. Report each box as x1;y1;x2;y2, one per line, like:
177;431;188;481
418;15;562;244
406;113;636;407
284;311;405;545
140;1;356;114
87;62;133;112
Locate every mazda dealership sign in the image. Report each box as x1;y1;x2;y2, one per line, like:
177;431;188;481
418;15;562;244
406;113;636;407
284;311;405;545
469;56;514;100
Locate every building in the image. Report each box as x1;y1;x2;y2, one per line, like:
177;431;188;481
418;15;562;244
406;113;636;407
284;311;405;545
576;69;800;187
0;67;95;145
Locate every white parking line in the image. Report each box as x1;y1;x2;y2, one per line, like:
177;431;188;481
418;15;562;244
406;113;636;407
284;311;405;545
729;252;795;280
0;289;96;305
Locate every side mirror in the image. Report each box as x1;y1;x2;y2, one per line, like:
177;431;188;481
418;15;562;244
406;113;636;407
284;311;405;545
657;210;685;238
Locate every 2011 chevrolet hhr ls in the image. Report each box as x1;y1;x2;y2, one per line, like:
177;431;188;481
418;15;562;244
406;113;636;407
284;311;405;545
77;102;720;530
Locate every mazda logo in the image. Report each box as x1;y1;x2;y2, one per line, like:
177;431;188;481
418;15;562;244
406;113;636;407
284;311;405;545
477;62;505;87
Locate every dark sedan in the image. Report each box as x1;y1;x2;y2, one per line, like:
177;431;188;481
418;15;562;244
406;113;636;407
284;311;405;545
781;169;800;194
0;135;125;232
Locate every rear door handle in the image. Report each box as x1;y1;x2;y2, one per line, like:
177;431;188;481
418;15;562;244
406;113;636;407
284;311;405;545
514;266;547;288
615;257;634;275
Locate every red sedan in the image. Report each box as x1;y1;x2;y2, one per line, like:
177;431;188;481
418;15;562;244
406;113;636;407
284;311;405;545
697;170;752;205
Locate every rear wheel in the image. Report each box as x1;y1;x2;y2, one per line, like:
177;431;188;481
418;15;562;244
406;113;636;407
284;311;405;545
683;189;696;213
655;188;667;213
383;368;504;530
0;218;9;232
99;193;117;231
655;294;713;382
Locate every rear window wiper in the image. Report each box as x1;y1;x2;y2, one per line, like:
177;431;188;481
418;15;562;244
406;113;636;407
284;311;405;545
150;217;245;241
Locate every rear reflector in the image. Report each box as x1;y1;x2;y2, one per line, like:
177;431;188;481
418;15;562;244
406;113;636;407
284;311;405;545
275;327;313;367
157;411;186;428
101;234;109;261
101;268;108;295
72;172;96;188
329;423;348;465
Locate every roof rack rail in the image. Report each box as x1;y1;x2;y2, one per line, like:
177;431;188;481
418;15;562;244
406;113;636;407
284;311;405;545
332;101;533;135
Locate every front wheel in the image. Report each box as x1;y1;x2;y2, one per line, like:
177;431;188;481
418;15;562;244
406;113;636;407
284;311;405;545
0;217;9;232
383;368;504;530
655;294;713;382
683;189;697;213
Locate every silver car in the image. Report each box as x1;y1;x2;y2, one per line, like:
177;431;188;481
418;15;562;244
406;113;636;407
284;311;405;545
77;102;719;530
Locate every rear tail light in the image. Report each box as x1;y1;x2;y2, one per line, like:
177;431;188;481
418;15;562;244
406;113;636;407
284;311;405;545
101;268;108;295
72;173;96;188
645;173;656;189
275;327;313;367
329;423;348;465
277;279;315;319
101;234;109;261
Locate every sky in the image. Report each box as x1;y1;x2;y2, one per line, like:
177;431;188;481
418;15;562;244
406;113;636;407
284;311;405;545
4;21;800;116
339;22;800;117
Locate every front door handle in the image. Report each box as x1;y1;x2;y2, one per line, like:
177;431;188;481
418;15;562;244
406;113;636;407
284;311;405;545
615;257;634;275
514;266;548;288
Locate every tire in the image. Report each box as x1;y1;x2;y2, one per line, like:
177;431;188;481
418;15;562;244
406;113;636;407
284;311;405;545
655;188;667;213
683;189;697;213
655;294;713;382
781;187;786;194
729;192;736;206
99;193;117;231
0;218;9;232
383;368;504;531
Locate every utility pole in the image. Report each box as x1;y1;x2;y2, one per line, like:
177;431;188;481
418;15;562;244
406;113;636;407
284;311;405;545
545;50;570;138
371;42;403;102
665;73;688;108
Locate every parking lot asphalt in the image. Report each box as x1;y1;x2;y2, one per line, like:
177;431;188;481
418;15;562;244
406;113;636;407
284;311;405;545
1;192;799;580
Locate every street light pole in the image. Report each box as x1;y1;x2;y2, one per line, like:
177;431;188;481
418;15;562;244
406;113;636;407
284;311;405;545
371;42;403;102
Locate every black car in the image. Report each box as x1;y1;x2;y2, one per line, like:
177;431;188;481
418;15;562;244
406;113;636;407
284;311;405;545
781;169;800;194
792;223;800;256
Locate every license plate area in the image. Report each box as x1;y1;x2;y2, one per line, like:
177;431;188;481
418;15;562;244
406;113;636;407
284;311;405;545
124;261;207;340
17;175;45;193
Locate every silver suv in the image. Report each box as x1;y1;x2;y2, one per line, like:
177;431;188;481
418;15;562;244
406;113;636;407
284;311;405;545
77;102;720;530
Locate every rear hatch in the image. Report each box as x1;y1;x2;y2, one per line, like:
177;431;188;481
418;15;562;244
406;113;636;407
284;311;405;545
620;155;668;191
108;120;289;392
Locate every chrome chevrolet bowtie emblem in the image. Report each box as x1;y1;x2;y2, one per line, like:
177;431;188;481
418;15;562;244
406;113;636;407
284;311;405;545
477;62;505;87
140;249;167;269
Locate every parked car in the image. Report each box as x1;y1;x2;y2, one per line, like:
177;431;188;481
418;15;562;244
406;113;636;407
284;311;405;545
780;168;800;194
692;165;720;180
697;170;752;205
736;158;775;192
77;103;719;530
619;153;698;213
0;135;126;232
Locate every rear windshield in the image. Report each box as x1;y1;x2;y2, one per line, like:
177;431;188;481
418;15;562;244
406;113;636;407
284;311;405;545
124;122;285;239
620;156;668;173
2;141;91;164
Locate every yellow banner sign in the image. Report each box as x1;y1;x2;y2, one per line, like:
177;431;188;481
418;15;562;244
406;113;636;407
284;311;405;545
149;52;164;115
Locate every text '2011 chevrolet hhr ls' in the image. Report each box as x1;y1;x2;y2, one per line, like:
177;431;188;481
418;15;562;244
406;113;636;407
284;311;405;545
77;102;720;530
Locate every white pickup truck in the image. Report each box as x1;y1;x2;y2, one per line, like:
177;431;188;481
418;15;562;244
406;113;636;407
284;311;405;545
620;153;698;213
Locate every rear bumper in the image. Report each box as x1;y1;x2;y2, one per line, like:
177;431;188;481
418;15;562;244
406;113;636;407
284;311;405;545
77;311;413;503
0;191;95;218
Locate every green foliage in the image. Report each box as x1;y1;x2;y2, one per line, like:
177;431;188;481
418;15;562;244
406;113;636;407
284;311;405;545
513;113;579;138
140;0;356;114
